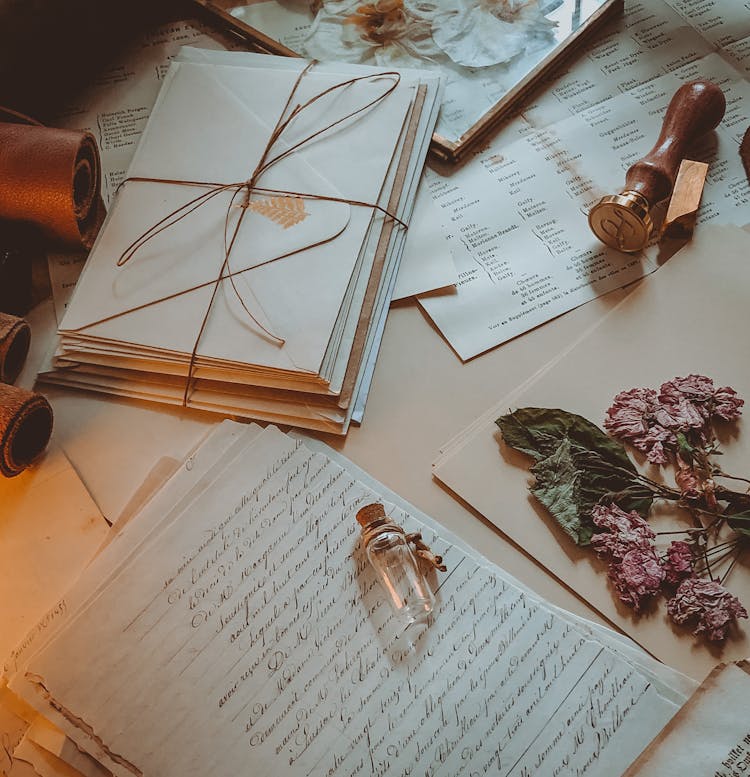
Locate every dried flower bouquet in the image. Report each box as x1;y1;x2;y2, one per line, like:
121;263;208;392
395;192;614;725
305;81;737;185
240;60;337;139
497;375;749;643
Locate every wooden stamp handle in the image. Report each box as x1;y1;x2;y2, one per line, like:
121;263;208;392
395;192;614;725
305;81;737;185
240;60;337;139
624;80;725;205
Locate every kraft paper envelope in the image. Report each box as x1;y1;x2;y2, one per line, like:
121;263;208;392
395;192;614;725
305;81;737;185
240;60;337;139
434;224;750;681
60;61;414;375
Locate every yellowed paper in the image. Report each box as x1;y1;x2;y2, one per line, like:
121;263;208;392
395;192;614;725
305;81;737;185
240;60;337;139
0;447;108;673
0;450;108;777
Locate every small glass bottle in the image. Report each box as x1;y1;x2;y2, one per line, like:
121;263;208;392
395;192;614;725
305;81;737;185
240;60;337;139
356;503;434;628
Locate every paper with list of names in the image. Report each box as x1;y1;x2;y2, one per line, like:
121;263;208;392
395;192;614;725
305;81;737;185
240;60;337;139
7;424;684;777
417;0;750;360
419;51;750;359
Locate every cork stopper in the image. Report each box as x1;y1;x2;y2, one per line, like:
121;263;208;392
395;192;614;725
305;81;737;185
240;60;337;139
356;503;386;528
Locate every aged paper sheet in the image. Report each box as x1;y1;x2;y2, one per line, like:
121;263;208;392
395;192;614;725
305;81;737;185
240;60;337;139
623;662;750;776
11;426;681;777
418;51;750;359
0;447;108;670
0;449;109;777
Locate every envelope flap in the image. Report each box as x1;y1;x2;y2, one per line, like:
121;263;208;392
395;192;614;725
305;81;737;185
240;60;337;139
61;61;352;341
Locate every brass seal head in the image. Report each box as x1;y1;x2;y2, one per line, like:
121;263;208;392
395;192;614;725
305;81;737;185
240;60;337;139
588;191;653;253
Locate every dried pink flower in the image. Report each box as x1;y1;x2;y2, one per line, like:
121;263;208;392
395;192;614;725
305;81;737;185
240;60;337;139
653;396;705;431
674;460;718;509
604;388;676;463
712;386;744;421
659;375;716;407
604;387;660;443
640;426;675;464
662;540;694;586
609;548;665;612
590;503;655;562
643;440;668;465
667;578;748;641
591;503;648;534
606;377;744;466
659;375;744;424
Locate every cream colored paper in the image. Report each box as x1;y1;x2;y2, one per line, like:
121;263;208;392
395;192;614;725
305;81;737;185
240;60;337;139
4;422;257;684
11;735;85;777
308;434;698;704
45;53;441;433
623;662;750;776
0;449;108;777
42;49;446;433
11;426;682;777
23;718;110;777
180;50;453;306
434;224;750;680
392;183;458;300
0;685;36;777
0;447;108;670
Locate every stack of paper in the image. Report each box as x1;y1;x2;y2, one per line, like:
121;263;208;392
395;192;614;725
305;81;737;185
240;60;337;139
40;50;441;433
3;421;699;777
0;447;110;777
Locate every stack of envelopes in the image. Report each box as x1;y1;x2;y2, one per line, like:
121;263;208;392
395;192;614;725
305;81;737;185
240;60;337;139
41;50;441;433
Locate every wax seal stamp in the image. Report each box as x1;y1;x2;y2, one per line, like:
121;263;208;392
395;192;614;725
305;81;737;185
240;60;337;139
589;80;726;253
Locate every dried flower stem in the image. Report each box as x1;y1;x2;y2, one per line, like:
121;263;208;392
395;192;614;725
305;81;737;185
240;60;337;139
720;549;743;585
714;471;750;486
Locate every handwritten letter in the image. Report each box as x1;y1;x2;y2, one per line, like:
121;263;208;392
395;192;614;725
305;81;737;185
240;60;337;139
16;428;677;777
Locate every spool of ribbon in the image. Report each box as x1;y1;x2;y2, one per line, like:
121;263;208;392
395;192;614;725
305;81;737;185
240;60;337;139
0;312;31;384
0;119;105;249
0;382;53;477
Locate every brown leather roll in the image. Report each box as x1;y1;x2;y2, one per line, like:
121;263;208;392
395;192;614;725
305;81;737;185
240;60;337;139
0;122;104;249
0;312;31;384
0;382;53;477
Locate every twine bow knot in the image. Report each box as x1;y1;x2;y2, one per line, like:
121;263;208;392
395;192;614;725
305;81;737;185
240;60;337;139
73;62;407;407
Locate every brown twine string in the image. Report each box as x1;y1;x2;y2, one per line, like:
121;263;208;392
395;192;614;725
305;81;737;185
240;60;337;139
72;63;408;406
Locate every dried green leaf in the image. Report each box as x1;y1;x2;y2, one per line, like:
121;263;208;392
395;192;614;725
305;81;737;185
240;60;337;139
529;438;650;545
529;438;595;545
497;407;637;474
498;408;653;546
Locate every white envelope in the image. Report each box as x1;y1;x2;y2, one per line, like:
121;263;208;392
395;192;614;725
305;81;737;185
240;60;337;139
60;61;415;375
